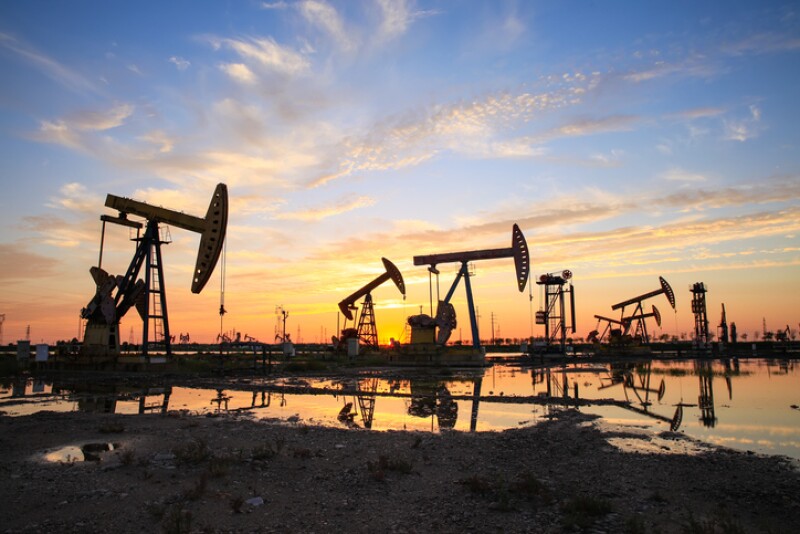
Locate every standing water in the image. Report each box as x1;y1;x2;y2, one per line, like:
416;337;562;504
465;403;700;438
1;357;798;459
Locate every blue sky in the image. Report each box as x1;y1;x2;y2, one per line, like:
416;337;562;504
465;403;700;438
1;1;798;344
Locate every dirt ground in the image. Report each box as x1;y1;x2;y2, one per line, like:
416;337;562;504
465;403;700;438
1;406;799;533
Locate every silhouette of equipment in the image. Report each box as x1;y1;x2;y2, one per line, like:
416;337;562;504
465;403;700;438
336;258;405;349
411;224;530;348
610;276;675;344
81;183;228;359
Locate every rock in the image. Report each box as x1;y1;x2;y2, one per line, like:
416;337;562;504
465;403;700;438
245;496;264;507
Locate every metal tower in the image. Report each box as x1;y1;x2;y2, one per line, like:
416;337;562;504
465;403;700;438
535;270;576;353
691;282;709;348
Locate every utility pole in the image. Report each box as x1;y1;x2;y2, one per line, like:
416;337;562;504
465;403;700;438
0;314;5;345
490;312;496;345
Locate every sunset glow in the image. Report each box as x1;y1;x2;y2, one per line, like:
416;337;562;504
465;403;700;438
1;1;798;345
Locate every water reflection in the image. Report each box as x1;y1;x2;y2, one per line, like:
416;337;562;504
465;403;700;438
2;358;799;458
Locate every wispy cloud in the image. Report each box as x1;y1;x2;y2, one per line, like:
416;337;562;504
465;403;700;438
722;32;800;56
373;0;439;44
33;103;134;152
0;32;101;95
299;0;356;52
0;244;60;280
208;35;310;76
220;62;257;84
308;79;598;187
724;104;762;142
169;56;190;70
45;182;103;213
661;168;707;183
664;107;725;121
273;195;376;221
623;56;718;83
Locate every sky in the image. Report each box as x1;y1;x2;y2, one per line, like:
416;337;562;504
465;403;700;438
0;0;798;346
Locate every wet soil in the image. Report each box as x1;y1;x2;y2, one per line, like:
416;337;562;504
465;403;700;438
1;406;799;533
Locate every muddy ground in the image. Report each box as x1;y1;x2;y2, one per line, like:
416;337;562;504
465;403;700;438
1;404;799;533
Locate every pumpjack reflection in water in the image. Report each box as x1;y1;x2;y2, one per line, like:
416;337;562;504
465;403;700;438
407;382;459;431
337;378;379;429
532;362;684;431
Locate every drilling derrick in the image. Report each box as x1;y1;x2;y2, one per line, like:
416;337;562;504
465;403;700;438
80;183;228;360
691;282;709;348
535;270;576;353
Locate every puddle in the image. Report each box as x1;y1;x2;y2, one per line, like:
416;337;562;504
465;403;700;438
596;419;717;456
43;442;120;463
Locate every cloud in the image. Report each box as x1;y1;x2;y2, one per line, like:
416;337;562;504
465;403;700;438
0;32;101;95
373;0;440;44
20;214;97;248
208;35;310;76
169;56;190;70
623;56;718;83
665;107;725;121
220;62;257;84
299;0;356;52
722;32;800;56
45;182;103;214
32;103;134;152
308;80;597;186
547;115;639;139
724;104;762;142
0;244;60;281
260;1;289;9
273;195;376;221
65;103;134;131
138;130;175;154
661;168;707;183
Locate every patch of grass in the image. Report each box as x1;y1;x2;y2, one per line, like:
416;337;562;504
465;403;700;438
182;472;209;501
683;513;745;534
230;495;244;514
367;454;413;480
173;438;211;464
98;421;126;434
292;447;313;459
624;514;647;534
458;474;493;495
561;494;613;530
120;449;135;466
161;506;192;534
206;455;230;478
252;438;285;461
510;471;550;502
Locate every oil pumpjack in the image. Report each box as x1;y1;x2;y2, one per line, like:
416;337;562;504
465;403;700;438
335;258;405;353
407;224;529;361
589;276;675;347
80;183;228;361
611;276;675;345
